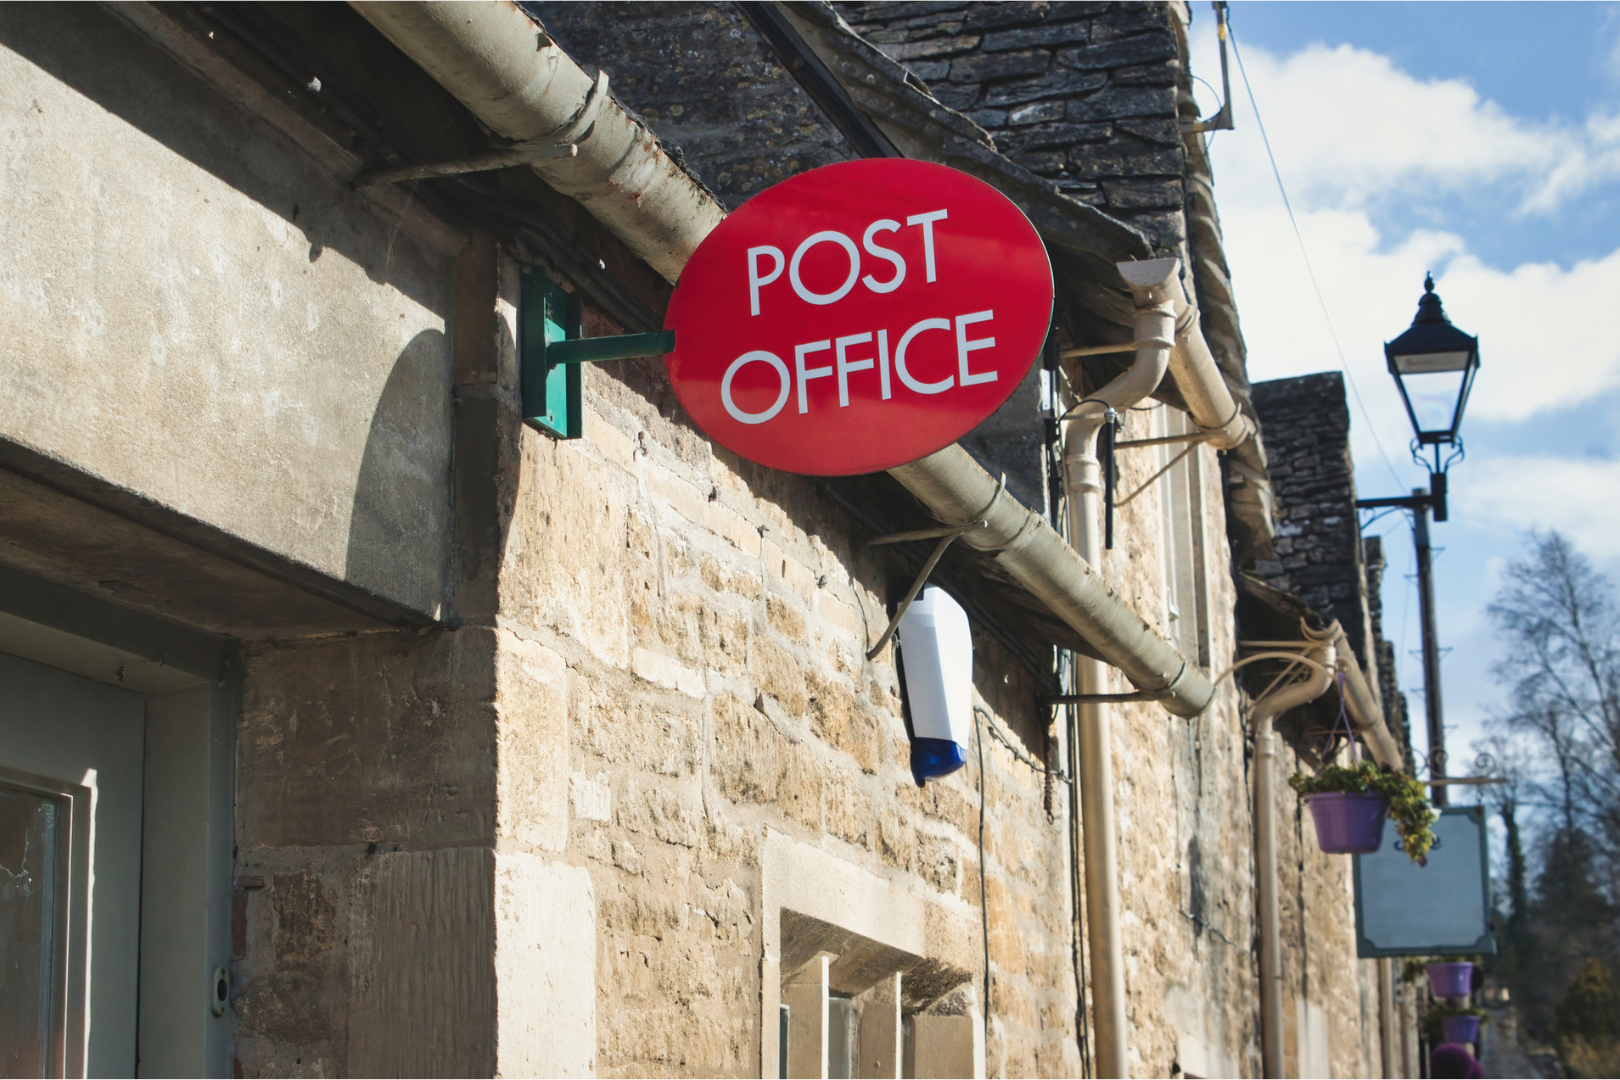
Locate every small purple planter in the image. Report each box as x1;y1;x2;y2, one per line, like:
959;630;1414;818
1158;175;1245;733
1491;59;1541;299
1428;961;1475;998
1442;1014;1481;1045
1305;792;1388;854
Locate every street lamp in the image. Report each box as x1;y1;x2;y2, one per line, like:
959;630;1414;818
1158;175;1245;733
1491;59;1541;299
1383;274;1481;520
1357;275;1480;804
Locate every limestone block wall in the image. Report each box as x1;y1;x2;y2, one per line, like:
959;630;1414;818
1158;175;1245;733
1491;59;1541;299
490;249;1082;1075
216;3;1397;1075
1078;403;1260;1078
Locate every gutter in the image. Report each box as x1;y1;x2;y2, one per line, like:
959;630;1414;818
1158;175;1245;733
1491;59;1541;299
353;1;723;285
352;0;1220;718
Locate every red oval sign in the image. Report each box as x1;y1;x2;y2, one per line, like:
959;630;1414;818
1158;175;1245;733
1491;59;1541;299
664;159;1053;475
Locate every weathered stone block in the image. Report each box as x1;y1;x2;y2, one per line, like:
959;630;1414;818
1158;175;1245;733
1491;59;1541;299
496;632;570;853
948;48;1050;83
711;692;782;803
962;2;1107;31
1117;116;1183;145
1056;34;1177;71
881;34;982;60
984;70;1108;107
825;771;874;849
778;745;825;830
1063;84;1177;121
493;855;596;1077
1006;100;1063;126
1013;120;1113;148
983;21;1090;52
752;634;809;714
916;832;962;894
618;776;703;849
1100;177;1186;209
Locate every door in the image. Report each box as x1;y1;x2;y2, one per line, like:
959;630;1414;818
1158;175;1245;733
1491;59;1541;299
0;651;144;1078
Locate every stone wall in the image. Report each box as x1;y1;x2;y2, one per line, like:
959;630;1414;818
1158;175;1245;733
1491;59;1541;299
1252;372;1374;671
14;2;1404;1075
1364;535;1415;767
495;245;1080;1074
840;0;1187;252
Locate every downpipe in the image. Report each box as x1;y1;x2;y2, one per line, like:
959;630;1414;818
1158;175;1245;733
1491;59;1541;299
1166;281;1253;449
1060;258;1179;1078
1252;636;1335;1080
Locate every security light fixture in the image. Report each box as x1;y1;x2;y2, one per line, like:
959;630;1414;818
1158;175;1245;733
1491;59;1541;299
1385;274;1480;457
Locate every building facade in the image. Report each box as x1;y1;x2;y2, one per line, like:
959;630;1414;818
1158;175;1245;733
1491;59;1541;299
1;2;1417;1076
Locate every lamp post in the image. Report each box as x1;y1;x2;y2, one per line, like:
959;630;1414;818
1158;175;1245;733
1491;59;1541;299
1356;276;1480;806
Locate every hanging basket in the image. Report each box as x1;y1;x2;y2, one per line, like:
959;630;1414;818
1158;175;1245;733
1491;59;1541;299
1441;1014;1481;1045
1427;961;1474;999
1305;792;1388;854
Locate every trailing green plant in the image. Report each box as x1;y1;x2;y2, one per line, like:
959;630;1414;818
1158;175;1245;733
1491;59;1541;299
1400;956;1484;984
1288;761;1438;864
1422;1000;1488;1044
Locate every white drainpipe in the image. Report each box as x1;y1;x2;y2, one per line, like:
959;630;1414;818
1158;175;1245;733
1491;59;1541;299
1251;631;1336;1080
1164;282;1253;449
1058;257;1180;1078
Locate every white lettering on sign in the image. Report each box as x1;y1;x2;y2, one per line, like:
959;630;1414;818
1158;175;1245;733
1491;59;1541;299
721;350;791;424
723;205;1003;419
896;317;954;395
789;232;861;306
835;332;875;407
795;339;834;414
956;310;997;386
747;246;785;316
861;220;905;294
750;210;948;315
905;209;949;283
723;310;998;418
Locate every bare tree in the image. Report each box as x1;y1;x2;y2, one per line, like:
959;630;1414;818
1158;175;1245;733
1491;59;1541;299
1489;531;1620;874
1488;532;1620;1043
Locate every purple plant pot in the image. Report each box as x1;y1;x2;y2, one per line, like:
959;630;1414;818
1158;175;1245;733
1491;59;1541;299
1442;1014;1481;1045
1428;961;1475;999
1305;793;1388;854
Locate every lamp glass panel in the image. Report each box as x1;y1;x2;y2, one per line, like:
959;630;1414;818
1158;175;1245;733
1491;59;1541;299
1392;350;1472;375
1402;367;1468;435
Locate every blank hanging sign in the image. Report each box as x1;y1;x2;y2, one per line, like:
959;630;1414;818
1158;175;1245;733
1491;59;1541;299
1353;805;1496;958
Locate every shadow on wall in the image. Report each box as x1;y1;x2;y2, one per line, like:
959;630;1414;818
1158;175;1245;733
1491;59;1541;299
345;330;453;617
0;3;447;313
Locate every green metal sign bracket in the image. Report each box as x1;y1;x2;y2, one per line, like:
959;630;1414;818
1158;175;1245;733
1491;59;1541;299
520;269;675;440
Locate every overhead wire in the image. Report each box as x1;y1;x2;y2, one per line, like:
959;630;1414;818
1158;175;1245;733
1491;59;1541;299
1225;13;1406;491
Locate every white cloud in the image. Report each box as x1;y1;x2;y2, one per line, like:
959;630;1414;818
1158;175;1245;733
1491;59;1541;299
1457;454;1620;558
1191;26;1620;216
1220;204;1620;437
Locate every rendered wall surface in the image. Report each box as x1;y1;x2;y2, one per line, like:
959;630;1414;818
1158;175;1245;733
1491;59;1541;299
0;4;460;619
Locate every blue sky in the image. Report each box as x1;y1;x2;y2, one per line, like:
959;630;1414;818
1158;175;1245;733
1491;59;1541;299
1188;3;1620;797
